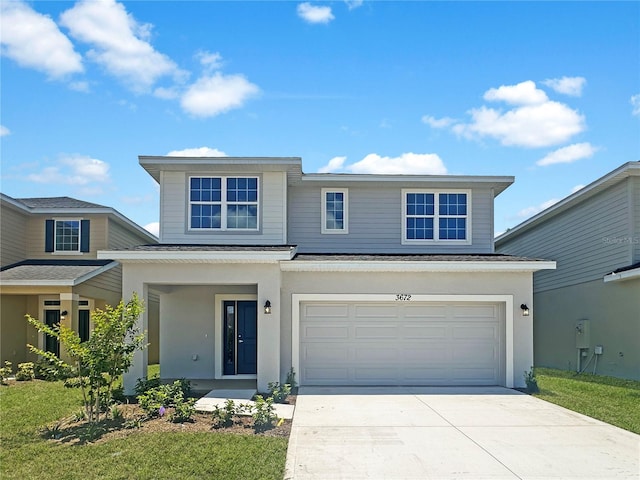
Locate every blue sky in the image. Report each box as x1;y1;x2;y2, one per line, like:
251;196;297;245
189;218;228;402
1;0;639;237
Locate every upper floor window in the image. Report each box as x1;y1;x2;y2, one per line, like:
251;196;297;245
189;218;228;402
45;219;90;253
189;176;259;230
321;188;348;234
402;190;470;244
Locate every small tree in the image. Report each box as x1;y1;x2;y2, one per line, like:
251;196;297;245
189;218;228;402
26;293;146;423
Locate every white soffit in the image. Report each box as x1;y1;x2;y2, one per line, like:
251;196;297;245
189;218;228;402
97;249;295;263
603;267;640;283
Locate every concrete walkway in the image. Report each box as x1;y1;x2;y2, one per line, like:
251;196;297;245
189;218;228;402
285;386;640;479
194;388;295;419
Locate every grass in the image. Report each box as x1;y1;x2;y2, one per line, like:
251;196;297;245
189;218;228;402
533;367;640;434
0;379;288;480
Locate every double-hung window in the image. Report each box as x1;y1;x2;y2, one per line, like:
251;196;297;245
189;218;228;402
402;190;470;243
321;188;348;234
189;176;259;230
45;219;90;253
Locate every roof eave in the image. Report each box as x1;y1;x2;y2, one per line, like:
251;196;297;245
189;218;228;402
280;260;557;273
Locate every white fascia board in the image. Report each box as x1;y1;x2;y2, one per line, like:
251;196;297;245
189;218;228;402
603;267;640;283
97;249;295;263
280;260;557;273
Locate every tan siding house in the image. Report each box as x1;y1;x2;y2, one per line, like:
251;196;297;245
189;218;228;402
0;194;159;367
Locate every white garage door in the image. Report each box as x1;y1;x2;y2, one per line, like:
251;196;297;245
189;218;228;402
299;302;503;386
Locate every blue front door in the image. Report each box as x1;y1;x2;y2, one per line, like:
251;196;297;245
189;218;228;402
44;310;60;357
223;301;257;375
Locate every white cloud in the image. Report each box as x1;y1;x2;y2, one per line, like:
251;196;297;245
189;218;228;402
27;154;110;187
517;198;560;219
144;222;159;237
196;51;223;72
166;147;227;157
345;0;364;10
570;184;585;194
0;0;83;78
297;3;335;24
536;142;597;166
483;80;548;105
0;125;10;137
454;101;585;148
180;73;259;117
543;76;586;96
318;156;347;173
69;81;90;92
422;115;456;128
631;94;640;116
451;80;587;148
60;0;182;92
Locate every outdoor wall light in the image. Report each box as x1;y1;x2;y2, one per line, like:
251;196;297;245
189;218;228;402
520;304;530;316
60;310;68;319
264;300;272;315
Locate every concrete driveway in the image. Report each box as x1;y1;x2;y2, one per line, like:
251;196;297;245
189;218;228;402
284;386;640;479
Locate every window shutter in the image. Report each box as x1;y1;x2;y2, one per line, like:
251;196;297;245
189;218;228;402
45;220;55;252
80;220;90;252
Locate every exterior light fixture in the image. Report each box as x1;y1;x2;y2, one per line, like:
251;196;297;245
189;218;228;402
60;310;68;319
520;304;530;316
264;300;272;315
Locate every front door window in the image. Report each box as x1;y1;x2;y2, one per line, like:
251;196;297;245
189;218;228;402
223;301;257;375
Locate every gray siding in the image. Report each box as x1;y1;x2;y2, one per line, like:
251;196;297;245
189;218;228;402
0;204;27;266
633;176;640;264
287;185;494;253
498;180;632;291
160;171;286;244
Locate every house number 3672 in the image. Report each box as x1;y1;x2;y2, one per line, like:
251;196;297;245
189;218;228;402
395;294;412;301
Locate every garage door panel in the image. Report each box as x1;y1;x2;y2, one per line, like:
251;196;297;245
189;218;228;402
354;325;398;339
300;301;503;386
303;325;349;339
304;304;349;317
403;325;448;339
452;325;498;339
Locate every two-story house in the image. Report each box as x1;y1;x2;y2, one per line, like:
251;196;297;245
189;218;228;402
98;156;555;393
496;162;639;380
0;194;159;367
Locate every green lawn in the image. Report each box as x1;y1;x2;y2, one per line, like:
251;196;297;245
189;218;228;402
533;367;640;434
0;379;288;480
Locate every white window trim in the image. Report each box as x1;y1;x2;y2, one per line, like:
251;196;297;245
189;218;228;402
188;176;260;232
401;189;472;245
52;217;83;254
321;188;349;234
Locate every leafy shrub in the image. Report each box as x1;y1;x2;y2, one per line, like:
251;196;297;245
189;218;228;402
0;361;12;384
137;380;192;418
110;405;123;420
211;399;248;427
170;398;196;423
33;357;75;381
252;395;278;431
15;362;35;381
524;368;540;393
286;367;297;389
268;381;291;403
134;375;161;396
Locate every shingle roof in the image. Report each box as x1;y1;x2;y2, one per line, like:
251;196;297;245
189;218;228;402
110;244;296;252
15;197;108;209
292;253;549;262
0;260;116;285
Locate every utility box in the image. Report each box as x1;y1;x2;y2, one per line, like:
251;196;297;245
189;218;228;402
575;319;590;349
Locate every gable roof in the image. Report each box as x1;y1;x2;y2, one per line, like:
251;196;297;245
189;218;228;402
1;193;157;243
496;161;640;244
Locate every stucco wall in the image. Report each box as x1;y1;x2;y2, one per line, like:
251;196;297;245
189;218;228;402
0;295;28;365
280;270;534;388
533;277;640;380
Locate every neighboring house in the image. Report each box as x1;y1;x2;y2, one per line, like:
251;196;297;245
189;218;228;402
0;194;160;367
98;156;555;394
496;162;640;380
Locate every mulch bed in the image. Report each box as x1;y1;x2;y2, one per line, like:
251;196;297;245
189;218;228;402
42;394;295;445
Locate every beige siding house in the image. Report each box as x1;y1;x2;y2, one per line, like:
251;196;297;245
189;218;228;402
0;194;159;367
99;156;554;394
496;162;640;380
